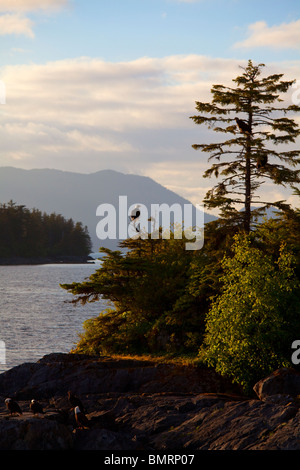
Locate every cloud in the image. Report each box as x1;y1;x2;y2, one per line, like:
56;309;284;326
2;55;241;130
0;0;69;12
0;13;34;37
0;54;241;205
0;0;69;37
234;19;300;50
0;55;299;209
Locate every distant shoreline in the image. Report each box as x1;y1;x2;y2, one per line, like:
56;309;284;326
0;255;95;266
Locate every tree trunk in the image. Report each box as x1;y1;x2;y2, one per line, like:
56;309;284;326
244;111;252;233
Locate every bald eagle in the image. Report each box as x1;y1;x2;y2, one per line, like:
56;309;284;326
235;117;251;135
257;155;268;169
74;406;90;429
30;399;44;415
5;398;22;416
130;205;141;233
67;391;85;413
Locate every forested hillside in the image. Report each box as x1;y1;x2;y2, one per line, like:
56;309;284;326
0;201;92;259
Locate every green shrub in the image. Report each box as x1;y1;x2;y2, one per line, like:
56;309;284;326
199;234;300;394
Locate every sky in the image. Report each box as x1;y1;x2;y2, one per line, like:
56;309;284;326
0;0;299;213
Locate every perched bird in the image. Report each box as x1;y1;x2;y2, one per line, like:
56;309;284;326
67;391;85;413
130;205;141;233
74;406;89;429
30;399;44;415
257;155;268;169
130;205;141;221
5;398;22;416
235;117;251;135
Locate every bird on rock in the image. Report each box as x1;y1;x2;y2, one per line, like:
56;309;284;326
30;399;44;415
235;117;251;135
74;406;90;429
5;398;22;416
67;391;85;413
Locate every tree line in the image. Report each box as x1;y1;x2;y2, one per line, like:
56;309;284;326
61;61;300;394
0;201;92;259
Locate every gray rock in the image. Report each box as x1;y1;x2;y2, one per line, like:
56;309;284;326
0;354;300;450
253;368;300;400
0;417;73;450
0;352;240;399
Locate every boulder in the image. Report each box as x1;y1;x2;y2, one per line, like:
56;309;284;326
253;368;300;400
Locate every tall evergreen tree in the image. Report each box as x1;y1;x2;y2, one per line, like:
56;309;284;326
190;60;300;232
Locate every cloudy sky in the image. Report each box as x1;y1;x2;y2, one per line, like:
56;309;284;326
0;0;299;213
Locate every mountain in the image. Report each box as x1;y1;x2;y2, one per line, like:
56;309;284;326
0;167;216;252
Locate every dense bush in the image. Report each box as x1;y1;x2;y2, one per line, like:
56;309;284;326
199;234;300;393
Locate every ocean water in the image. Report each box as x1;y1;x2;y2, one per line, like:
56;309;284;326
0;263;110;374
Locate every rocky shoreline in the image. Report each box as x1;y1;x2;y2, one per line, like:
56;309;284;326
0;353;300;451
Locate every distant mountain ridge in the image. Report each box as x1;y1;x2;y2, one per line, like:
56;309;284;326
0;167;216;251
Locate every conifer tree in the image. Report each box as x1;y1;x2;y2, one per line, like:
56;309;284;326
190;60;300;232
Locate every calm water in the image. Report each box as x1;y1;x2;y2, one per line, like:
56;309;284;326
0;263;110;373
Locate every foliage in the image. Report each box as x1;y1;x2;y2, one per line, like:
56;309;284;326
62;234;211;355
63;209;300;390
199;234;300;393
0;200;92;258
254;208;300;277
